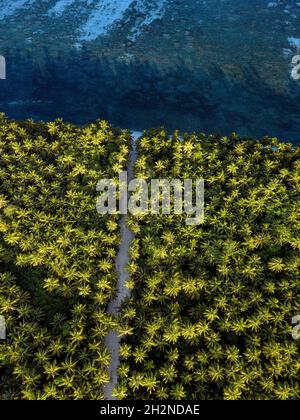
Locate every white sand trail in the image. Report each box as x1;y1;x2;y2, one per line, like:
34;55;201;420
103;131;140;400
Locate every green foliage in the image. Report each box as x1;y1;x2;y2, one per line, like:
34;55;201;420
1;115;299;400
120;129;300;400
0;114;130;399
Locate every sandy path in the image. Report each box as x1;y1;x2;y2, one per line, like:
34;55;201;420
103;131;140;400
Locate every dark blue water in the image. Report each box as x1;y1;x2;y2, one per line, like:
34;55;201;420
0;49;300;143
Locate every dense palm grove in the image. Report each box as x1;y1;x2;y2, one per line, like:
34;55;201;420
0;114;130;399
117;130;300;400
0;116;299;400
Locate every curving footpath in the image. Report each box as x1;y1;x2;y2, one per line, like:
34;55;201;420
103;131;140;400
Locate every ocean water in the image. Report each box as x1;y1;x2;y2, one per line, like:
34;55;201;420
0;0;300;142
